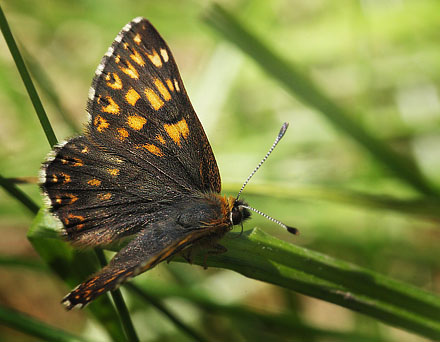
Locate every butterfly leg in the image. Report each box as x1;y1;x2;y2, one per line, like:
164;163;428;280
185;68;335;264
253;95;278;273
201;243;227;269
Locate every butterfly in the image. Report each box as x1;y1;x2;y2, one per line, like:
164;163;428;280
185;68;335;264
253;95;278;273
41;17;296;310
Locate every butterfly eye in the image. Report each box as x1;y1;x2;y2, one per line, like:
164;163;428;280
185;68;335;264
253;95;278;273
230;207;243;226
230;202;251;226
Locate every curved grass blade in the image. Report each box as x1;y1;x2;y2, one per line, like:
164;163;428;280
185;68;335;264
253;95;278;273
0;173;39;215
173;228;440;340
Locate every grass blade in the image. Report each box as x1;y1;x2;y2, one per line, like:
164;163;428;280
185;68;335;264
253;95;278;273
0;4;57;147
174;228;440;340
22;46;81;133
126;283;207;342
0;305;92;342
0;173;39;215
128;280;387;342
94;249;139;342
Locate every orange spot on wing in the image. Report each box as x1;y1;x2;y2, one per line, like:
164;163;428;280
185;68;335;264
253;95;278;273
130;49;145;66
144;88;164;110
133;33;142;45
118;60;139;79
66;213;85;229
127;115;146;130
125;88;141;106
65;193;78;204
146;49;162;67
81;146;89;154
156;134;166;144
48;174;58;183
107;168;120;176
94;115;109;132
61;157;83;167
154;78;171;101
59;172;71;184
166;79;174;91
117;128;129;140
72;158;83;167
163;118;189;147
88;179;101;186
142;144;164;156
101;96;120;114
105;72;122;89
97;192;112;201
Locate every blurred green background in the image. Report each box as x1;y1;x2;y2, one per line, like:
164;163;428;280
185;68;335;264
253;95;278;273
1;0;439;341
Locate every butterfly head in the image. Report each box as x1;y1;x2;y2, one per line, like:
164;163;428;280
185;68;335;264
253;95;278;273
230;199;251;226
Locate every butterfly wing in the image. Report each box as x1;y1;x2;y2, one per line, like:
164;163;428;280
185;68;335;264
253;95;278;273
41;18;222;247
42;135;190;246
62;196;229;310
87;17;220;194
62;219;192;309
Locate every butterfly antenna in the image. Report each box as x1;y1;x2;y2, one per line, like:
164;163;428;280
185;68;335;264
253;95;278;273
240;205;299;235
236;122;289;200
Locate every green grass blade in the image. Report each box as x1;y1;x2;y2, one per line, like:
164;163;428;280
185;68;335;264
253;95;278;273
28;209;127;342
126;283;207;342
22;46;81;133
0;4;57;147
127;281;386;341
173;228;440;340
0;305;92;342
94;249;139;342
35;208;440;339
204;4;438;197
0;254;47;270
0;173;39;215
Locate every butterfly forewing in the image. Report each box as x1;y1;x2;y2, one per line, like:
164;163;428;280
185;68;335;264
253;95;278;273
87;17;220;194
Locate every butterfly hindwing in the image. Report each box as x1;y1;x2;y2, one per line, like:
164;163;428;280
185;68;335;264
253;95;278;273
86;17;221;194
62;196;231;309
62;219;186;309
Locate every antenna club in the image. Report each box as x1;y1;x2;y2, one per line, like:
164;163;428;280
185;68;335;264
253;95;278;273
278;122;289;138
287;226;299;235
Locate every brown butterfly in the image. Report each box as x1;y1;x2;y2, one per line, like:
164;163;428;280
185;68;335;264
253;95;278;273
40;17;296;309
